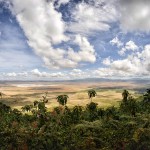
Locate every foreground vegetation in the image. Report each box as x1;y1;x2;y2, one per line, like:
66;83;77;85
0;89;150;150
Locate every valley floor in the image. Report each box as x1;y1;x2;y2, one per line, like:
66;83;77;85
0;80;148;109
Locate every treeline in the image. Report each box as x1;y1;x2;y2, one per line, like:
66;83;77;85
0;89;150;150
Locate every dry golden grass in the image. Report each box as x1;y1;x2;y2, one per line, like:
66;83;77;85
0;81;145;109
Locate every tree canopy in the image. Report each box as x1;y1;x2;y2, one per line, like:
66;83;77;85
0;89;150;149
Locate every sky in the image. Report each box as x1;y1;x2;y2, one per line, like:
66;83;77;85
0;0;150;80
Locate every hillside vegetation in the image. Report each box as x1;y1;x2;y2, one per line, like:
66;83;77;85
0;89;150;150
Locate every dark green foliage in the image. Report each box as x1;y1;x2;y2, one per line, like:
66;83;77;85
21;105;32;112
120;97;138;117
0;92;2;99
85;102;99;121
122;89;129;102
143;88;150;103
33;100;39;107
86;102;98;111
0;102;11;113
105;106;117;120
71;106;83;123
88;89;97;102
97;108;105;118
56;94;68;106
0;89;150;149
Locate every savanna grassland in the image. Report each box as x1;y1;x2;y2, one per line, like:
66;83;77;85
0;80;147;109
0;80;150;150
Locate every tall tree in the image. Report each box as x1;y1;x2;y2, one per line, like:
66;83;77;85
122;90;129;102
88;89;97;102
56;95;68;106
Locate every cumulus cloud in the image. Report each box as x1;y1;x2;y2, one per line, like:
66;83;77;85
93;67;137;78
95;42;150;78
102;57;112;66
111;59;136;73
69;0;150;34
1;68;90;80
0;69;66;80
118;40;138;56
1;0;150;80
7;0;71;69
125;41;138;51
17;72;28;77
11;0;67;44
111;44;150;76
67;35;96;63
4;72;28;78
6;72;17;77
4;0;97;69
110;37;123;48
110;37;139;56
118;0;150;32
31;69;65;78
68;1;118;35
140;44;150;73
93;68;113;77
69;69;85;77
118;48;126;56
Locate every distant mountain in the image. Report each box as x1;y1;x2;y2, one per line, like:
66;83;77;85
0;77;150;83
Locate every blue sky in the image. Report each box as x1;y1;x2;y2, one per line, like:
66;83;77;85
0;0;150;80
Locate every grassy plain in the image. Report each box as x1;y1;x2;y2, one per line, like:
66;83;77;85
0;80;149;110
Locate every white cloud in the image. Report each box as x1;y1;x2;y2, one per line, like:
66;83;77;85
119;0;150;32
118;40;138;56
111;59;135;73
31;69;65;78
8;0;76;69
1;68;90;80
5;0;98;69
8;0;70;68
72;69;82;73
93;68;114;77
110;37;123;48
125;41;138;51
94;43;150;78
68;1;118;35
4;71;28;78
17;72;28;77
140;44;150;73
70;69;84;76
69;69;91;78
67;35;96;63
68;0;150;34
56;0;70;8
118;48;126;56
141;44;150;59
1;69;66;80
110;37;139;56
10;0;66;44
102;57;112;66
1;0;150;80
111;44;150;76
93;67;135;78
6;72;17;77
31;69;43;77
